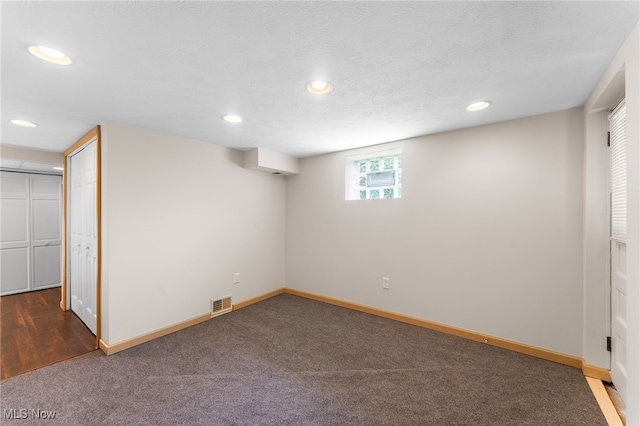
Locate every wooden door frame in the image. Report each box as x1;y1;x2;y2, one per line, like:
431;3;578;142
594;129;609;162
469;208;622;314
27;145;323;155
61;126;101;349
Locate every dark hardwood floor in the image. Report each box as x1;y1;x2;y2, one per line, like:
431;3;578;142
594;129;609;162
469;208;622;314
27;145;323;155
0;287;97;380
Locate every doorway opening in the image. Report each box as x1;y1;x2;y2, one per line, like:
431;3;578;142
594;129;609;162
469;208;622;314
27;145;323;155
0;149;99;379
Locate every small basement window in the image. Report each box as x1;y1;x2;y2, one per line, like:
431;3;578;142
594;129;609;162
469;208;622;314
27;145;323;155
345;149;402;200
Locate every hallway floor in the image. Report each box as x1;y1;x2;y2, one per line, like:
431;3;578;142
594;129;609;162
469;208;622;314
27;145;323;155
0;287;97;380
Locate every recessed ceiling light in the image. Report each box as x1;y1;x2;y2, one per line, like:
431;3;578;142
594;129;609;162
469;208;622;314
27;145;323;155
28;45;72;65
10;119;38;127
466;101;492;112
222;115;243;123
306;80;333;95
53;166;64;171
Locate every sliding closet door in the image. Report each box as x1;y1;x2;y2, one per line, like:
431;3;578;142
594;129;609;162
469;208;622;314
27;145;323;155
0;172;30;295
31;175;63;291
0;172;62;295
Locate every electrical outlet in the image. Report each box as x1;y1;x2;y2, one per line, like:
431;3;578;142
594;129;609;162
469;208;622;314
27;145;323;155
382;277;390;289
234;273;240;284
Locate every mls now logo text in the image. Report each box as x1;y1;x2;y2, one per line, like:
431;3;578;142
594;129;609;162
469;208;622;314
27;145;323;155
3;408;57;419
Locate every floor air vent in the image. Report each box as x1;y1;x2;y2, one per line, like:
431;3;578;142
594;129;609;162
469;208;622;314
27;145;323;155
211;296;232;318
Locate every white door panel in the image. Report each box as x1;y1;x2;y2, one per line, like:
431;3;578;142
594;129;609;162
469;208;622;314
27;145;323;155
1;172;31;295
0;247;30;294
33;245;62;290
611;239;627;402
32;199;61;241
1;198;29;243
31;174;62;291
31;177;60;195
1;174;29;194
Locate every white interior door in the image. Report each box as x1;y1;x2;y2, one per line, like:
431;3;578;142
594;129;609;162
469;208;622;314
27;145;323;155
609;99;627;403
69;140;97;334
0;172;31;295
31;175;63;290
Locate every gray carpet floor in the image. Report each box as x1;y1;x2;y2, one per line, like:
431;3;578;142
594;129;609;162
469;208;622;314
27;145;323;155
0;294;606;425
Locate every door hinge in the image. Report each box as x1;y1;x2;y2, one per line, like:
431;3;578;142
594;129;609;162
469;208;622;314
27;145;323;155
607;336;612;352
607;131;611;147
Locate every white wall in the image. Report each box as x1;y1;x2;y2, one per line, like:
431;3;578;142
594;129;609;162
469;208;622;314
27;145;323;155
582;108;611;371
585;21;639;424
0;144;63;166
100;122;286;345
286;108;585;357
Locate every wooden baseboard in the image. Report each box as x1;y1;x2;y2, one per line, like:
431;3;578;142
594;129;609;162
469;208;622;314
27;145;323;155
94;287;619;424
233;288;285;310
582;361;612;381
283;288;584;369
98;287;613;386
586;376;624;425
99;288;286;355
99;313;211;355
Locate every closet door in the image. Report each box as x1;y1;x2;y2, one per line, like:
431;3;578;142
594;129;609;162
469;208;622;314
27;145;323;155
31;175;62;290
68;141;97;334
0;172;31;295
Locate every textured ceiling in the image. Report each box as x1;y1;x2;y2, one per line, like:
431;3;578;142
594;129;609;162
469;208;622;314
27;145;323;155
1;1;639;158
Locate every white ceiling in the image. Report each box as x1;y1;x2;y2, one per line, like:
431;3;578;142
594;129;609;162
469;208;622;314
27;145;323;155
2;1;638;158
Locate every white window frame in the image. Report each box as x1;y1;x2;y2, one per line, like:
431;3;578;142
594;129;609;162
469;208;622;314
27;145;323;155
345;148;402;200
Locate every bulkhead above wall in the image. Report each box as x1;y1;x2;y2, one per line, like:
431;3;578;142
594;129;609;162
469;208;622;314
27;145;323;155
243;147;300;175
0;144;64;175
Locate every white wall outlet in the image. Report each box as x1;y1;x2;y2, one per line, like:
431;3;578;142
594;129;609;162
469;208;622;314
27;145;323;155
234;273;240;284
382;277;390;289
